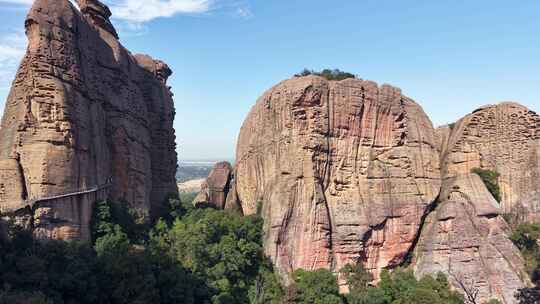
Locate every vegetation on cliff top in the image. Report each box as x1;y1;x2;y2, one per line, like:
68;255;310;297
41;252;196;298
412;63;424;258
294;69;357;81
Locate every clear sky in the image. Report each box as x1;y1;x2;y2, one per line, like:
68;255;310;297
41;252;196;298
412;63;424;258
0;0;539;160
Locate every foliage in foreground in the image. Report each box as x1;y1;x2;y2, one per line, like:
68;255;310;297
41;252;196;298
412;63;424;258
0;196;281;304
0;195;470;304
280;263;464;304
342;266;464;304
295;68;356;81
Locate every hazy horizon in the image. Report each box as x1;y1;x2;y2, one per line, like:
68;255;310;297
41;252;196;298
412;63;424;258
0;0;539;160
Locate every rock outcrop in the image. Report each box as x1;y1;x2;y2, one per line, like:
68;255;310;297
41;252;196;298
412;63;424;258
412;102;540;304
229;75;442;280
0;0;177;240
227;75;536;302
441;103;540;222
194;161;236;210
414;174;528;304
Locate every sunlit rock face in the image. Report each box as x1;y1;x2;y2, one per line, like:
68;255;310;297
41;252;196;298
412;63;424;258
440;103;540;222
230;75;441;280
414;174;529;304
0;0;177;240
413;102;540;304
227;75;535;302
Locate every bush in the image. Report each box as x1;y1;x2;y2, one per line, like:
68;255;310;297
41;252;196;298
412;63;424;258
288;269;344;304
510;223;540;280
341;265;464;304
295;68;356;81
471;168;501;203
91;199;147;244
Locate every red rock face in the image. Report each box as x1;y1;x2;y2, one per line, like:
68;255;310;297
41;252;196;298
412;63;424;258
414;174;529;304
228;77;535;301
0;0;177;240
231;76;441;279
442;103;540;222
413;102;540;304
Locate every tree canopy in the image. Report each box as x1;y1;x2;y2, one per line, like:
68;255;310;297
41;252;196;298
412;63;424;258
0;196;472;304
295;69;356;81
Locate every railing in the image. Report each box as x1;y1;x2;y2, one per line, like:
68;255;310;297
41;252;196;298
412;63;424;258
27;180;113;207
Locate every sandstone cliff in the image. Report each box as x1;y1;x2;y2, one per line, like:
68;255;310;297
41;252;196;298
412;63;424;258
0;0;177;240
412;102;540;304
224;75;537;302
229;76;442;280
441;103;540;222
414;174;528;303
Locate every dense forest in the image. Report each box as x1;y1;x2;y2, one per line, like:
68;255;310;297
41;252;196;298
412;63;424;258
0;195;538;304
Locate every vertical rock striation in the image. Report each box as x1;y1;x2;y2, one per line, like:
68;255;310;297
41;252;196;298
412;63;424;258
0;0;177;240
413;174;528;304
228;76;535;302
441;103;540;222
230;76;441;280
413;102;540;304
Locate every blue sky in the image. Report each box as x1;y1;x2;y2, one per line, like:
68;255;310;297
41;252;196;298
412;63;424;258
0;0;539;160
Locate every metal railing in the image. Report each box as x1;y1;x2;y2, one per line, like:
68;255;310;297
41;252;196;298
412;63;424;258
27;180;113;206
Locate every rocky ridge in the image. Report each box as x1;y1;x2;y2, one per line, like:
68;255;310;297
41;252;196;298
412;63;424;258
0;0;178;240
198;76;539;303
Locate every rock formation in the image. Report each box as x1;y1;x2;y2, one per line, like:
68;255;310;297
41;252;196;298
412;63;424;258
224;75;537;302
414;174;528;303
193;161;237;210
412;102;540;304
441;103;540;222
229;75;442;280
0;0;177;240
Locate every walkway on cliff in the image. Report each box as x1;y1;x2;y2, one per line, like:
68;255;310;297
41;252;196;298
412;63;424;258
27;179;113;207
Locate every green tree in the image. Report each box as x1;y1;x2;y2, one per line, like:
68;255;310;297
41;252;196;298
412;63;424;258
91;200;148;245
289;269;344;304
248;259;284;304
510;222;540;278
376;269;463;304
341;263;373;293
155;205;266;303
471;168;501;203
294;69;356;81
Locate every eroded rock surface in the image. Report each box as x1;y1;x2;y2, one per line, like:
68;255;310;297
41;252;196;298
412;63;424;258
194;161;234;209
0;0;177;240
230;76;441;279
442;103;540;221
414;174;528;304
412;102;540;303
